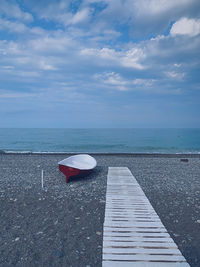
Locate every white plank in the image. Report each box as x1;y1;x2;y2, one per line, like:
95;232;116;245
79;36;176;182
105;218;161;222
106;197;150;200
105;208;156;212
105;212;157;217
103;247;182;255
104;216;160;220
107;201;149;203
105;210;156;213
104;227;168;233
103;254;186;261
103;240;177;248
105;203;151;206
104;221;165;227
104;232;171;238
103;236;174;243
103;261;190;267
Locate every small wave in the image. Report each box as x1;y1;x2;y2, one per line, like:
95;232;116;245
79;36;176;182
1;150;200;155
2;150;33;154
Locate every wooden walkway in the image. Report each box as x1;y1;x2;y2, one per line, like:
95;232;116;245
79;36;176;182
102;167;190;267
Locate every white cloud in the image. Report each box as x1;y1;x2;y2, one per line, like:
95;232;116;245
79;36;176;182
30;27;47;36
132;78;155;87
0;18;48;36
30;1;91;27
1;65;15;70
39;60;57;71
0;0;33;22
165;71;185;80
94;72;128;91
170;17;200;37
121;48;145;70
94;72;157;91
30;36;73;52
81;47;115;58
135;0;193;16
104;72;128;91
2;40;21;55
174;63;181;68
71;8;91;24
0;90;37;98
0;18;27;33
80;47;145;69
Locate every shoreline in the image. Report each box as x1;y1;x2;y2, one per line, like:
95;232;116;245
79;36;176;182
1;151;200;157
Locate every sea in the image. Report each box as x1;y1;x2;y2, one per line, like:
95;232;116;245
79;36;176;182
0;128;200;154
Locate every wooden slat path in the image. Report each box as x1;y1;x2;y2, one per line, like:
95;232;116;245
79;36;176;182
102;167;190;267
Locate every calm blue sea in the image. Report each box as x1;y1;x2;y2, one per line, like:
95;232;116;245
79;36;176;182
0;128;200;154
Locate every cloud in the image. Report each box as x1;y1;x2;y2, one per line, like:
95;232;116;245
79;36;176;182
25;1;91;27
39;60;57;71
0;17;27;33
170;17;200;37
95;72;128;91
0;0;33;22
1;65;15;70
0;17;49;37
71;8;91;24
80;47;145;70
165;71;185;80
121;48;145;70
0;3;199;93
132;78;155;87
134;0;194;16
24;0;70;24
84;0;200;38
174;63;181;68
0;90;37;98
94;72;157;92
29;35;74;53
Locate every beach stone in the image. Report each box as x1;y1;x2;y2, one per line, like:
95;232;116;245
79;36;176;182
173;233;180;237
36;232;43;235
54;250;63;258
196;220;200;224
180;158;189;162
96;231;101;235
25;186;32;189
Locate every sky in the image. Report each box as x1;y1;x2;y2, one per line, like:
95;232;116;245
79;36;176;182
0;0;200;128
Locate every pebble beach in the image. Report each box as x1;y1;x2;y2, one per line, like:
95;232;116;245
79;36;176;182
0;153;200;267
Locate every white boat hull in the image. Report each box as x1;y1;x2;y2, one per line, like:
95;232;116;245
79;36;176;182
58;154;97;182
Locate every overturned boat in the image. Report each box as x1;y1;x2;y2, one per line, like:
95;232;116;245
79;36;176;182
58;154;97;183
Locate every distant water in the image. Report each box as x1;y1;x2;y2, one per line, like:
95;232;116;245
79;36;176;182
0;128;200;154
